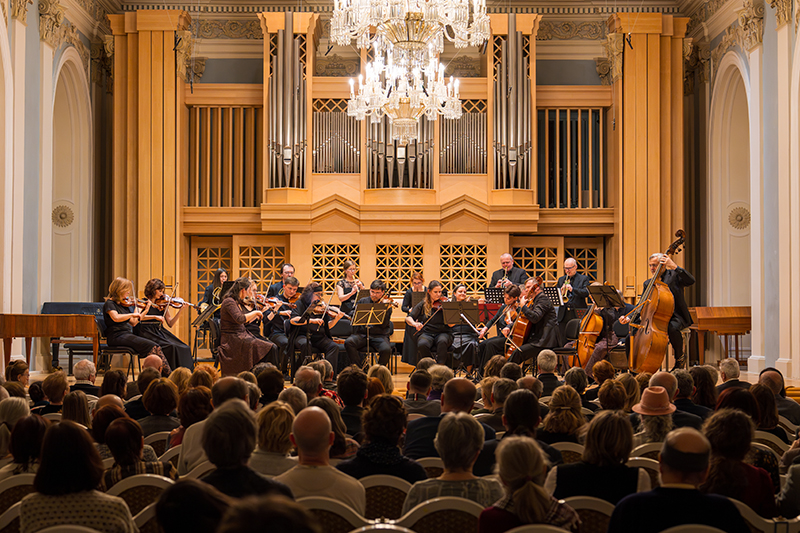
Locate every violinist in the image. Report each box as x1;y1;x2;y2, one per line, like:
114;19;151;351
400;272;425;365
344;280;394;366
506;277;559;365
620;253;695;371
450;283;479;374
135;278;194;370
555;258;591;344
476;284;521;370
218;277;276;376
290;282;345;375
406;281;452;365
265;276;300;373
200;268;227;318
103;277;171;376
336;260;364;317
267;263;295;297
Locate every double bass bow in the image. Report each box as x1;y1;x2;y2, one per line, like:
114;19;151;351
624;229;687;373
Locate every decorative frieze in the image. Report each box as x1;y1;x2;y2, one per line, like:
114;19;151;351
738;0;764;51
314;53;359;77
536;20;606;40
192;19;262;40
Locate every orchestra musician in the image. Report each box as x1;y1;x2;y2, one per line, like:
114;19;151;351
103;277;171;376
344;280;394;366
476;284;522;370
620;253;696;370
555;258;591;344
488;253;529;289
406;281;453;365
290;282;345;375
267;263;295;297
265;276;300;374
200;268;228;318
135;278;194;370
218;277;276;376
401;272;426;365
450;283;479;375
506;277;560;365
577;284;630;381
336;260;365;317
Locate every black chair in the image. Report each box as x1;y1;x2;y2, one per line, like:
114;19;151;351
94;316;138;378
552;318;582;373
608;320;630;371
193;321;219;368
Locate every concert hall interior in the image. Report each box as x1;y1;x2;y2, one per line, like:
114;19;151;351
0;0;793;387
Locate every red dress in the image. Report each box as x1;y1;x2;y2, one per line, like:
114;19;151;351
218;298;274;375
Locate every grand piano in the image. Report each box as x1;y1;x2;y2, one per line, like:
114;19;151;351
689;306;751;365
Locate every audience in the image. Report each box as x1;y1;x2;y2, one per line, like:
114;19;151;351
402;412;503;514
479;436;579;533
245;382;261;411
598;379;627;411
238;371;258;386
480;378;518;433
295;366;324;403
0;397;30;457
3;381;25;399
751;383;792;444
103;418;178;488
169;386;213;448
99;369;127;399
309;359;337;392
416;357;436;372
645;371;702;429
168;367;192;396
778;454;800;517
156;479;232;533
584;360;615;401
275;406;366;514
545;410;650;504
483;355;506;379
138;378;181;436
338;366;369;437
20;421;138;533
124;368;161;420
62;390;91;428
689;366;718;409
760;370;800;425
473;376;499;415
366;377;386;404
337;394;427;483
607;427;748;533
32;371;69;415
28;382;47;410
308;396;359;461
367;364;394;396
718;358;750;393
564;367;597;412
536;350;562;397
278;386;308;415
71;360;100;396
672;369;712;421
250;401;297;476
427;365;454;401
5;360;29;388
617;373;640;414
634;372;652;397
404;369;441;416
257;366;285;406
632;386;674;446
217;494;320;533
537;385;586;445
516;376;549;421
188;367;215;390
499;362;523;382
200;399;293;499
0;414;48;481
502;389;562;466
92;405;159;462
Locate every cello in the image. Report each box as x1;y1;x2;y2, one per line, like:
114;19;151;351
625;229;687;373
575;292;604;367
504;276;543;360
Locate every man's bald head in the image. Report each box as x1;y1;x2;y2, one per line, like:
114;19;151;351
142;355;163;370
291;406;333;457
94;394;124;413
659;427;711;486
650;372;678;400
441;378;477;413
212;377;249;407
516;376;543;400
759;370;784;395
564;258;577;269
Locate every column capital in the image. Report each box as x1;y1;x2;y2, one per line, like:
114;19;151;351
768;0;791;27
602;33;624;84
739;0;765;51
38;0;65;47
10;0;32;24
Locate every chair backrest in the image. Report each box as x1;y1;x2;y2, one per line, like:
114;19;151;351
562;496;615;533
297;496;370;533
208;318;222;351
612;320;629;338
397;497;484;533
750;442;781;466
159;444;182;467
630;442;663;461
329;318;353;339
106;473;176;516
473;413;492;420
38;527;103;533
728;498;777;533
551;442;584;465
753;430;790;456
539;396;552;405
0;474;36;516
407;413;425;422
185;460;216;479
94;315;108;339
360;475;412;521
580;407;594;416
626;457;661;488
504;527;573;533
349;525;416;533
0;502;20;533
43;413;62;422
143;431;172;457
133;502;160;533
416;457;444;479
659;527;726;533
778;415;798;436
565;319;581;341
102;457;116;469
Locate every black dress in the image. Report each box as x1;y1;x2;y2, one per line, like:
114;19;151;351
401;288;425;364
103;300;164;363
135;307;194;370
218;298;274;376
336;279;359;316
408;301;452;365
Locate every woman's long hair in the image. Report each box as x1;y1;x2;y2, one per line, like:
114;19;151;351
308;397;350;457
495;436;551;524
700;408;753;498
212;268;228;290
540;385;585;436
423;281;444;316
224;277;252;305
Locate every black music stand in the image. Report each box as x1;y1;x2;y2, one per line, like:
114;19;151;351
352;303;390;368
541;286;564;307
587;284;625;308
355;289;371;301
442;301;480;379
410;291;426;309
483;287;504;304
191;302;220;366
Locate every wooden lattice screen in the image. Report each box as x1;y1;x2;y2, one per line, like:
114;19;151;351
195;247;232;304
311;244;360;295
512;247;559;283
238;246;287;293
376;244;424;298
439;244;487;297
565;247;600;281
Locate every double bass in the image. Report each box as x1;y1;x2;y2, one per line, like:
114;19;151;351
626;229;687;373
504;276;543;360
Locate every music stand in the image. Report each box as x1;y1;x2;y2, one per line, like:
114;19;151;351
442;301;480;378
541;286;564;307
410;291;426;309
483;287;504;305
587;284;625;308
355;289;371;301
352;303;390;367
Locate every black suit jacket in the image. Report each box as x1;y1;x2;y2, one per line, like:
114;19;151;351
489;266;529;288
404;414;496;461
267;281;285;298
70;382;100;397
555;273;591;321
630;409;702;430
673;398;713;421
716;379;751;394
642;267;696;328
538;373;563;397
520;292;559;348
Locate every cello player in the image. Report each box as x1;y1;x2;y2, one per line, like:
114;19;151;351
620;253;695;371
506;277;560;366
578;283;631;382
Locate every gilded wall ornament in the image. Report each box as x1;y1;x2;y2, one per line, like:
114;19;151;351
728;206;750;230
768;0;791;27
52;205;74;228
38;0;65;47
710;24;742;79
602;33;624;84
537;21;606;40
193;19;262;40
10;0;32;24
738;0;764;51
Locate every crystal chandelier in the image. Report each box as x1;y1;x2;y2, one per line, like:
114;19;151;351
347;50;462;144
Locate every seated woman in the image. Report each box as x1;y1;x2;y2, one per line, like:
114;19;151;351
545;410;650;504
426;364;454;402
136;278;194;370
583;360;615;402
103;418;178;489
169;386;213;448
632;386;675;446
536;385;587;445
450;283;479;373
479;437;579;533
690;366;718;409
289;282;345;375
406;281;452;365
138;378;181;437
104;276;170;376
62;391;91;428
750;384;792;444
564;367;598;412
20;421;137;533
92;405;159;462
169;367;192;396
0;397;30;457
701;408;777;518
0;414;48;482
367;364;394;397
250;401;298;477
307;397;359;462
99;369;128;399
618;373;641;415
336;394;427;484
4;360;29;388
218;277;276;376
401;413;503;514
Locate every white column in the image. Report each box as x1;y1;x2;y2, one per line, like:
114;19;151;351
38;41;54;321
790;19;800;381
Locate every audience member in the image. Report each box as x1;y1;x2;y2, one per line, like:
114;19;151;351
251;401;297;476
617;373;640;414
751;383;791;444
337;394;427;483
473;376;499;415
703;364;720;387
3;381;25;399
20;421;138;533
278;386;307;415
156;478;232;533
501;389;562;466
0;414;48;481
402;413;503;514
71;360;100;396
308;396;359;460
404;369;441;417
499;362;522;382
607;427;748;533
483;355;506;379
718;358;750;393
366;377;386;404
188;367;215;390
170;386;213;448
200;399;292;499
368;364;394;396
309;359;337;391
245;382;261;411
760;370;800;425
275;406;366;514
564;367;597;412
257;366;285;406
168;367;192;396
237;371;258;386
103;418;178;488
516;376;549;421
124;355;167;398
481;378;518;432
672;369;712;421
138;378;180;436
479;436;579;533
91;405;159;463
427;364;454;401
584;360;615;401
634;372;652;397
642;371;702;429
598;379;626;411
28;382;47;410
537;385;586;445
0;397;30;457
124;368;160;420
632;386;674;446
32;371;69;415
338;366;368;436
217;494;320;533
689;366;718;409
294;366;323;402
62;390;91;428
99;369;127;399
545;410;649;504
536;350;562;397
416;357;436;372
5;360;29;387
778;461;800;517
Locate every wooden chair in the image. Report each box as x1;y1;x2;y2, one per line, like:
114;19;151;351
296;496;370;533
143;431;171;457
630;442;663;461
407;413;425;422
417;457;444;479
106;473;175;516
626;457;661;488
778;415;798;437
185;460;216;480
0;502;20;533
396;497;483;533
551;442;584;464
42;413;62;422
562;496;615;533
0;474;35;516
539;396;552;405
359;475;412;520
158;444;182;468
134;502;160;533
102;457;115;469
660;527;726;533
38;527;102;533
753;430;790;456
505;527;573;533
348;525;415;533
728;498;778;533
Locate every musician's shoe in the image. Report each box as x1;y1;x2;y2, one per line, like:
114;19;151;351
51;364;63;372
670;358;686;372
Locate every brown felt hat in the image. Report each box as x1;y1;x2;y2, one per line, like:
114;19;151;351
632;386;676;416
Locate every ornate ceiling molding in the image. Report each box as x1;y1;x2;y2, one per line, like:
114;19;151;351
537;20;607;41
39;0;66;46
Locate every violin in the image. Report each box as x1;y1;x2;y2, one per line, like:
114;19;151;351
122;296;149;309
155;294;200;310
256;294;297;311
313;301;344;318
381;298;399;308
504;276;543;360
